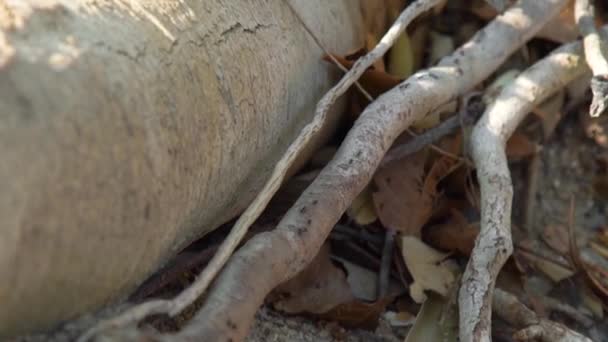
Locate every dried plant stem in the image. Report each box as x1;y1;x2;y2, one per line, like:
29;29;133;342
575;0;608;116
78;0;441;341
493;288;593;342
464;39;588;342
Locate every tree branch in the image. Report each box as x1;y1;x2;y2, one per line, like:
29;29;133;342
463;37;588;342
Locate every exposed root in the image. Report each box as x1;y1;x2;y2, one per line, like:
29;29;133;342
575;0;608;116
463;39;588;341
165;1;565;341
493;288;593;342
78;0;442;341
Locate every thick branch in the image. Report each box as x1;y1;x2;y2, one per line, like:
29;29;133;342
463;39;588;341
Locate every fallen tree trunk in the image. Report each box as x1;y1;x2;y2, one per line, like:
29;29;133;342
0;0;365;337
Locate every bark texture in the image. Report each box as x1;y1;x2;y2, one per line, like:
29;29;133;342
0;0;364;337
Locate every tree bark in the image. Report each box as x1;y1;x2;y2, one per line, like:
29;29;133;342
0;0;364;337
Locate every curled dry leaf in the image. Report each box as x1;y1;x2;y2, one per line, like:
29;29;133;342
425;210;480;256
403;292;459;342
400;236;457;303
506;132;539;160
269;243;354;314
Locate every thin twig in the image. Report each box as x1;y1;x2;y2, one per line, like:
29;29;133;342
463;37;586;341
77;1;442;340
378;228;395;298
575;0;608;117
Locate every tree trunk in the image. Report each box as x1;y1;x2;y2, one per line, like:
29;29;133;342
0;0;364;337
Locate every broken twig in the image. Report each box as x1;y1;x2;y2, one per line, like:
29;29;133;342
463;37;588;341
575;0;608;116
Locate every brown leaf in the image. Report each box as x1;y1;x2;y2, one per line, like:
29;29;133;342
269;244;354;314
318;296;394;330
400;236;457;303
373;151;430;236
425;210;479;256
542;224;569;254
506;132;538;160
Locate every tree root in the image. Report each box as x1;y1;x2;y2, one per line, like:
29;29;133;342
463;38;589;342
82;0;568;341
78;0;442;341
575;0;608;117
167;1;565;341
493;288;593;342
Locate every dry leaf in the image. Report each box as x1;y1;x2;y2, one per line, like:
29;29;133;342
533;257;575;282
404;292;459;342
506;132;538;160
269;244;354;314
347;185;378;225
542;224;570;255
373;151;430;236
318;296;394;330
400;236;457;303
425;211;479;256
590;241;608;259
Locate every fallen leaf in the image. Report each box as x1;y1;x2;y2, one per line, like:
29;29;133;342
425;210;479;256
318;296;394;330
403;291;459;342
269;244;354;314
423;153;462;194
542;224;570;255
581;285;605;319
590;240;608;260
335;257;402;302
506;132;538;160
400;236;457;303
516;248;574;282
347;185;378;225
373;151;430;236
